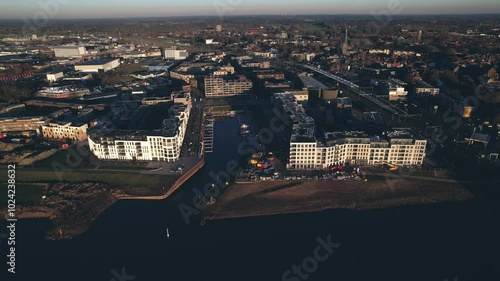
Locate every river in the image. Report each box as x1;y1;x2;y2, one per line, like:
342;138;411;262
2;117;500;281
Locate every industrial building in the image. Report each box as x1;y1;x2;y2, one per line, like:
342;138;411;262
46;71;64;82
74;58;121;73
164;49;189;60
36;86;90;99
52;45;86;58
0;117;48;134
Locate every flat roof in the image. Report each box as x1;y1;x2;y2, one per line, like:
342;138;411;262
76;58;119;66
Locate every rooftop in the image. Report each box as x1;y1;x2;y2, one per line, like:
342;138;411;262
76;58;119;66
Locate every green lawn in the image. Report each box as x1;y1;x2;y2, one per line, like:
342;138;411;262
0;169;176;189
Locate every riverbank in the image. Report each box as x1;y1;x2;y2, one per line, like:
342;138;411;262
1;182;123;239
0;155;205;239
204;176;478;220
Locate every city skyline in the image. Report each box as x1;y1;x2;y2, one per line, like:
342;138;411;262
1;0;500;19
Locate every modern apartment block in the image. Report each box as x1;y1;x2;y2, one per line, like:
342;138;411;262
42;122;88;141
88;102;190;162
273;92;426;170
204;76;253;98
289;130;427;170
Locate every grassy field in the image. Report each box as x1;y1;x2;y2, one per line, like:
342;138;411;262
0;183;45;206
0;169;177;196
98;63;145;84
17;144;180;196
204;106;233;113
34;147;154;171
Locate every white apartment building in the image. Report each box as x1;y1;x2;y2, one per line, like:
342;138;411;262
204;76;252;98
42;122;88;141
288;131;427;170
88;103;190;162
274;92;426;170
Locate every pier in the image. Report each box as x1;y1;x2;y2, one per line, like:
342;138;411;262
203;114;215;153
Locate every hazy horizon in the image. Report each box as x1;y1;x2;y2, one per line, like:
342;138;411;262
1;0;500;19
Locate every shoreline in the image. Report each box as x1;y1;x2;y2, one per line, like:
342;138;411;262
0;158;205;239
203;177;482;222
4;172;496;240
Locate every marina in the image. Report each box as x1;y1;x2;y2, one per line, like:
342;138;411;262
203;114;214;153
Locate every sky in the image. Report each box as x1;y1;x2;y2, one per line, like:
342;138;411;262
0;0;499;19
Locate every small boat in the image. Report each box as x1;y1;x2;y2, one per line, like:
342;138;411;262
166;227;170;239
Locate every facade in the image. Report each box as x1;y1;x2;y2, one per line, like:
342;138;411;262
414;81;440;97
254;70;285;80
0;117;48;133
46;72;64;82
88;103;190;162
74;59;120;73
164;49;189;60
288;131;427;170
204;76;253;98
384;80;408;101
42;122;88;141
53;46;86;58
273;92;426;170
170;71;195;83
288;90;309;102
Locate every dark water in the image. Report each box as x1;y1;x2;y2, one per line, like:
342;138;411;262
2;118;500;281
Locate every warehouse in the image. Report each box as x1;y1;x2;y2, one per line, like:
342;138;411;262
74;58;121;73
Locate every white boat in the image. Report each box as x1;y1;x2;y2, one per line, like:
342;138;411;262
166;227;170;239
